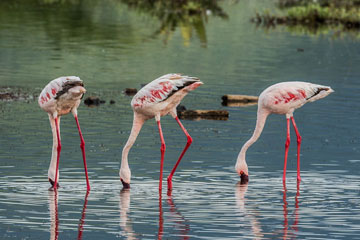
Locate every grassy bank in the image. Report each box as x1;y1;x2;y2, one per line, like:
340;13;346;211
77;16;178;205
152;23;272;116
253;0;360;37
254;3;360;28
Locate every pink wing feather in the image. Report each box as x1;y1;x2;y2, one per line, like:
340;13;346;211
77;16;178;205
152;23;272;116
131;74;200;108
38;76;82;106
260;81;332;112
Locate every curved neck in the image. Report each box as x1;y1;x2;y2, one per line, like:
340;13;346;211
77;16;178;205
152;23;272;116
121;112;144;169
237;109;269;163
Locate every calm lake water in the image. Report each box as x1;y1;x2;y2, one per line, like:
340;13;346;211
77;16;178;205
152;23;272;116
1;0;360;239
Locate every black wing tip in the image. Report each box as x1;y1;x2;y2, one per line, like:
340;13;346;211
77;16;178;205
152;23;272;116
306;87;330;100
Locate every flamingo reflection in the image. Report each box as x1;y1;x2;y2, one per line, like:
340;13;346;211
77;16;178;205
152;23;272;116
118;189;189;239
235;182;263;239
158;192;164;240
48;190;59;240
119;189;138;240
282;181;300;239
158;190;190;239
77;191;90;239
167;191;190;239
48;190;90;240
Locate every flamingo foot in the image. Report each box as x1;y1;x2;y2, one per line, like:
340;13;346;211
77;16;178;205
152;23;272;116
48;178;60;190
120;178;130;189
240;173;249;184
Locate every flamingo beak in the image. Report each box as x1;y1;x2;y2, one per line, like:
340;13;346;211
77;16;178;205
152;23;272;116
48;178;60;190
240;173;249;184
120;178;130;189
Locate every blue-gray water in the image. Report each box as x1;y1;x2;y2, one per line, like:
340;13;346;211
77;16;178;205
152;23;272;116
1;0;359;239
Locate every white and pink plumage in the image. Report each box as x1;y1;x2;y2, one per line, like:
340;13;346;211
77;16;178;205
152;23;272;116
39;76;90;191
235;81;334;183
120;73;203;190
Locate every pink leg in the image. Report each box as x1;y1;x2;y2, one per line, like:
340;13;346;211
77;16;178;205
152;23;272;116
54;117;61;190
167;117;193;190
291;117;302;182
74;116;91;191
157;120;166;191
283;118;290;182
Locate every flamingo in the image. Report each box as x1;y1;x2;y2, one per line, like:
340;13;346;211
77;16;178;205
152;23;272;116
120;73;203;190
38;76;90;191
235;81;334;183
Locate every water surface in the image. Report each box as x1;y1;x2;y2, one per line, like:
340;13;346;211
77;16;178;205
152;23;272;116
0;0;359;239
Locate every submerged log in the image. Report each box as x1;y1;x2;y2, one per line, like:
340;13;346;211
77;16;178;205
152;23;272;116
0;87;33;101
222;94;258;102
221;94;258;106
84;96;105;106
178;109;229;121
124;88;138;96
0;92;17;100
223;101;258;107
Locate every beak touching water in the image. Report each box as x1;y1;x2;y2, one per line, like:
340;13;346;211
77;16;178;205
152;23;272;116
121;178;130;189
240;171;249;184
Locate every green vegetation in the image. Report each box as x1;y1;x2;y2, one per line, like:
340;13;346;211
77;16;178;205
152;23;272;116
120;0;228;47
277;0;360;9
253;0;360;38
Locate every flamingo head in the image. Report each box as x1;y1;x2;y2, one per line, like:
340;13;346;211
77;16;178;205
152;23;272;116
120;178;130;189
120;167;131;189
48;178;59;190
235;161;249;184
239;172;249;184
